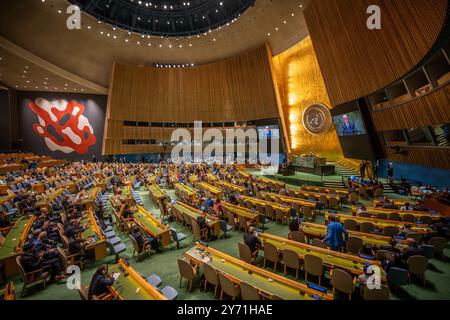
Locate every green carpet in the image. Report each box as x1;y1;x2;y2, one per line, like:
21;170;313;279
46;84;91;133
8;178;450;300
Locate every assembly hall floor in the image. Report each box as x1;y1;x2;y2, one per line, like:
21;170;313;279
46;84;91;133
11;172;450;300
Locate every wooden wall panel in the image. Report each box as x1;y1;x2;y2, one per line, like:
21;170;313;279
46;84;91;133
304;0;448;106
385;147;450;170
372;84;450;131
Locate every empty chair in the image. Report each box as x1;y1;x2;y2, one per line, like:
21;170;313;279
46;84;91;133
387;267;409;289
360;222;375;233
170;228;186;249
419;216;433;225
319;195;329;209
160;286;178;300
388;212;401;221
289;230;306;243
274;208;287;225
220;220;233;239
358;211;371;218
264;205;275;220
226;211;238;230
329;197;340;210
428;237;447;260
304;254;324;286
343;219;357;231
129;234;149;262
218;273;239;300
192;220;208;242
177;259;198;291
312;238;328;249
376;213;388;220
146;274;162;287
238;215;250;232
203;264;220;297
419;244;435;259
240;282;260;300
331;269;355;300
401;214;415;223
254;203;265;215
107;240;127;262
263;242;279;271
282;249;300;279
362;284;391;300
238;242;255;264
407;255;428;285
406;232;423;245
383;226;399;237
346;236;363;255
302;206;314;222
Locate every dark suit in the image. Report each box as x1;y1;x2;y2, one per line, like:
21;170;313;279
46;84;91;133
88;274;114;299
341;123;357;135
244;233;261;254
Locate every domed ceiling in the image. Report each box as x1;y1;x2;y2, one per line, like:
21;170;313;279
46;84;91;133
70;0;256;37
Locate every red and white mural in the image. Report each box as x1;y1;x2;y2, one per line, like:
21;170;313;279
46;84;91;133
27;98;96;154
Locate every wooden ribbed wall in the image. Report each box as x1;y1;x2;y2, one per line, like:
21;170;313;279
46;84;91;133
372;84;450;131
103;45;282;155
385;147;450;170
304;0;448;106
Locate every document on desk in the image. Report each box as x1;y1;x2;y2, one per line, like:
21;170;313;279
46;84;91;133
112;273;121;281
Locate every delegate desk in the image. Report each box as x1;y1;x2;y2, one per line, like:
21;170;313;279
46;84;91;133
174;183;196;200
259;232;385;280
184;243;333;300
170;202;221;236
256;177;285;189
262;193;316;209
222;202;260;226
79;209;107;261
78;187;100;209
134;205;171;246
239;196;291;214
367;207;442;221
300;222;408;250
195;181;223;199
148;183;167;203
301;185;349;196
35;188;66;211
109;259;167;300
0;216;35;277
326;213;431;233
215;181;247;195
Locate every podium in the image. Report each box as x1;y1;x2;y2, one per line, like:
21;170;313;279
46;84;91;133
292;155;335;176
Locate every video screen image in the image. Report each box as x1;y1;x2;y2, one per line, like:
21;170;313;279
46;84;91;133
257;125;280;140
332;111;367;136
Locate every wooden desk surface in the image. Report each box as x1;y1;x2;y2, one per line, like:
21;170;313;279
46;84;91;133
240;195;291;213
184;243;333;300
109;259;167;300
0;216;35;260
263;193;316;208
174;183;196;197
301;185;349;195
171;202;221;236
134;205;170;246
223;202;260;224
148;183;166;200
367;207;442;220
300;222;408;249
259;232;385;280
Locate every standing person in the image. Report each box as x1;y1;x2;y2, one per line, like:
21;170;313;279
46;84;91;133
360;161;366;180
373;160;379;180
387;162;394;183
92;154;97;163
323;215;348;252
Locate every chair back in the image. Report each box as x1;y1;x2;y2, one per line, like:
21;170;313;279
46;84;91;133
419;216;432;225
191;220;202;240
387;267;408;286
237;242;253;262
312;238;328;249
329;197;339;208
406;232;423;244
16;256;31;283
362;284;390;300
56;247;69;267
304;254;323;276
238;215;248;229
288;189;296;198
376;213;387;220
402;214;415;223
376;250;395;263
240;282;260;300
407;255;428;276
170;229;179;242
360;222;375;233
289;231;305;243
388;212;401;221
331;269;354;295
203;263;219;286
346;236;363;255
128;235;140;252
263;242;278;263
275;208;285;221
383;226;399;237
319;195;328;207
374;188;384;198
301;206;312;218
428;237;447;254
177;259;195;280
218;273;239;298
255;203;265;215
282;249;300;269
343;219;357;231
349;193;359;204
264;205;274;219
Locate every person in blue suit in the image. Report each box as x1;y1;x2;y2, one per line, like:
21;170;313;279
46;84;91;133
323;215;349;251
340;114;358;135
